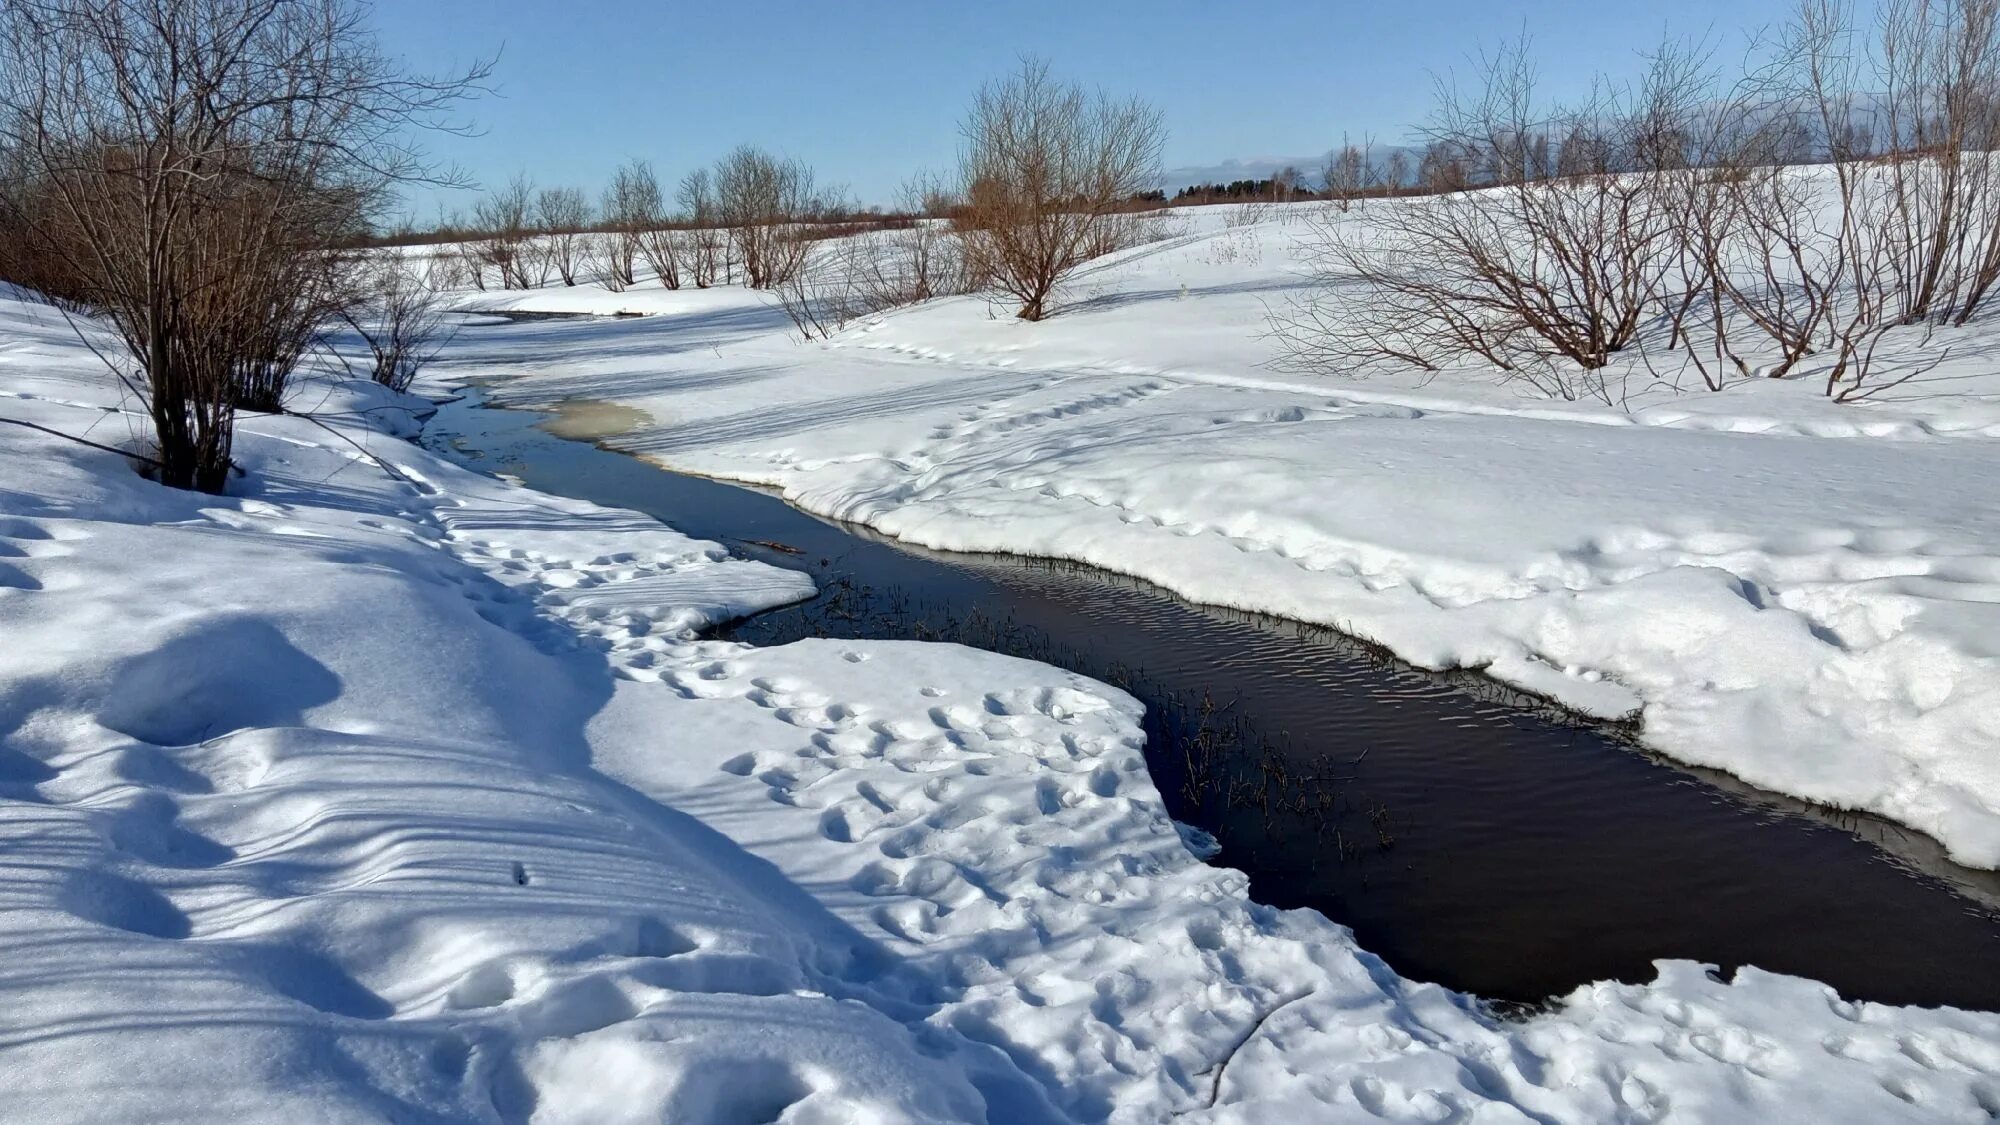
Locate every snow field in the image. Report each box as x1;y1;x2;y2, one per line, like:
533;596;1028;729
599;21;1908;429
444;198;2000;869
3;281;2000;1121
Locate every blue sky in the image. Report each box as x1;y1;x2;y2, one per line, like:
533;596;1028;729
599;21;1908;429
374;0;1805;220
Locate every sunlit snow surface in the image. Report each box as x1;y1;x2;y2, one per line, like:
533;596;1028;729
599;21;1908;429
444;193;2000;873
1;223;1999;1122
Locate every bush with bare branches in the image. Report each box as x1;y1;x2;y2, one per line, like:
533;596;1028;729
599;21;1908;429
678;168;725;288
343;253;455;393
0;0;486;491
714;146;822;289
845;174;973;309
473;174;535;290
1276;41;1684;401
603;159;681;289
534;185;591;286
953;58;1165;321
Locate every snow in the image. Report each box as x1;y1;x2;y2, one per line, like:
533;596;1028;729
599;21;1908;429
442;198;2000;871
3;241;2000;1120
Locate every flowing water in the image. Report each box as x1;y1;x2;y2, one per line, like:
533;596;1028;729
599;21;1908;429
423;384;2000;1013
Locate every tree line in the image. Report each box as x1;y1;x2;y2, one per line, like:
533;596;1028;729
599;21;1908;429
0;0;1165;497
435;57;1167;336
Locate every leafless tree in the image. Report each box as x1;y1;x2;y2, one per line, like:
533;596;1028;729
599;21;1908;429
598;160;651;289
1273;165;1305;201
848;173;971;308
953;57;1165;321
0;0;488;491
343;252;454;392
678;167;724;288
534;185;590;286
1382;149;1412;196
474;173;535;290
714;145;821;289
1275;38;1684;401
1322;135;1377;211
1417;140;1473;193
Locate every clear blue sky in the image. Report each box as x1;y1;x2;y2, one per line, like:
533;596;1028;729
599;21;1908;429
372;0;1806;220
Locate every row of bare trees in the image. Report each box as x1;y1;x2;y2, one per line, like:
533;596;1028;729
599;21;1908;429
0;21;1168;499
457;147;838;293
1277;0;2000;404
0;0;484;491
443;58;1167;341
755;59;1172;337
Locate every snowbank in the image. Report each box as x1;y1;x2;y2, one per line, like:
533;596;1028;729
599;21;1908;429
4;287;2000;1121
447;200;2000;869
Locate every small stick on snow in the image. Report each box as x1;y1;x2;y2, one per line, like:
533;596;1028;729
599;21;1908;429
1191;988;1317;1112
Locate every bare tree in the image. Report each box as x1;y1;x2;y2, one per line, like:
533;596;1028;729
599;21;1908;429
619;161;684;290
473;173;535;290
1272;165;1305;202
953;58;1165;321
1382;149;1412;196
598;159;649;289
534;185;590;286
714;146;821;289
343;252;454;392
0;0;488;491
678;167;724;288
1275;38;1681;401
1322;135;1377;211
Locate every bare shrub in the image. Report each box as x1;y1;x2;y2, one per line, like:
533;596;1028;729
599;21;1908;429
474;174;535;290
344;253;454;392
0;0;486;491
534;186;590;286
429;244;475;291
577;233;619;292
714;146;821;289
678;168;725;288
1701;0;1958;398
849;174;972;308
1322;135;1378;211
599;159;652;289
771;244;860;341
1275;39;1687;401
953;58;1165;321
602;159;680;289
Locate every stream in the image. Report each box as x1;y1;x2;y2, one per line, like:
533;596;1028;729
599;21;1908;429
423;384;2000;1013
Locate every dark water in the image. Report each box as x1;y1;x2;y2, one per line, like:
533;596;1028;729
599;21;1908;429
423;386;2000;1013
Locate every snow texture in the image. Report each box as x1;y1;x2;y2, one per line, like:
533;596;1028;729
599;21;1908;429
0;246;1997;1122
445;198;2000;872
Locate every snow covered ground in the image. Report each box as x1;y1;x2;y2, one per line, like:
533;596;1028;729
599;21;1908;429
442;200;2000;874
4;264;2000;1120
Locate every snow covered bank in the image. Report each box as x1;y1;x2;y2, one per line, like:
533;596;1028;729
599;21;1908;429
5;288;2000;1121
445;201;2000;871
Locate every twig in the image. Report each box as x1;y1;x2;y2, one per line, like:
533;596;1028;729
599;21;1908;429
276;407;423;491
1188;989;1317;1112
0;413;162;469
